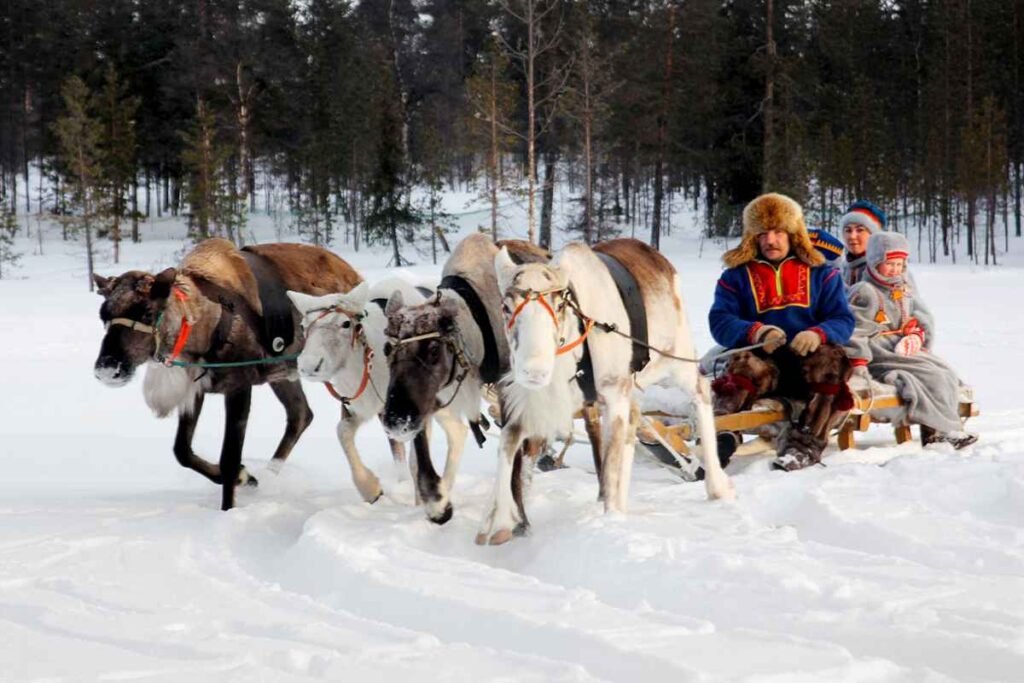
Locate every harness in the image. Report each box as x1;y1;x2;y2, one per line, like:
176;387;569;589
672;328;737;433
240;248;296;355
594;251;650;373
439;275;501;384
386;324;474;410
302;304;377;405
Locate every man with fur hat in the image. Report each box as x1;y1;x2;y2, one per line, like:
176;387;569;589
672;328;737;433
839;199;887;288
709;192;856;471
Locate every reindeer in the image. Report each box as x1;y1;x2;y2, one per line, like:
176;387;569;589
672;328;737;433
287;280;470;517
481;238;734;544
92;238;361;510
381;235;549;524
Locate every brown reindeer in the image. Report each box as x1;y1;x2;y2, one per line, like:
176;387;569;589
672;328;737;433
93;238;361;510
380;235;551;524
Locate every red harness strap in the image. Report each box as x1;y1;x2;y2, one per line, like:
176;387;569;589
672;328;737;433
505;289;593;356
163;287;193;366
325;344;373;405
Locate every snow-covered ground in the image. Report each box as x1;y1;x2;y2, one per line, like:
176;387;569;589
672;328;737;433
2;210;1023;682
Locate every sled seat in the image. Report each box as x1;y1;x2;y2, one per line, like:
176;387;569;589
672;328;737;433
838;377;978;450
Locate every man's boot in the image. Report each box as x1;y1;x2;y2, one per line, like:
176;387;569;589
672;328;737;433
773;425;827;471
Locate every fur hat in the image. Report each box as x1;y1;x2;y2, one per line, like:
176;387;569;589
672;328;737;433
723;193;824;268
840;199;887;235
808;228;844;262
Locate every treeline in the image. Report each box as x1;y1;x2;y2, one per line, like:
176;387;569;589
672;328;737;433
0;0;1021;266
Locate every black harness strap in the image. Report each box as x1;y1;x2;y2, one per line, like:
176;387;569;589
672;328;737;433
594;251;650;373
241;249;295;355
439;274;501;384
370;297;389;311
415;285;435;299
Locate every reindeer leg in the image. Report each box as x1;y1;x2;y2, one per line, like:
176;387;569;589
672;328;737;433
477;425;524;545
266;378;313;474
598;393;643;514
414;428;451;525
510;439;542;536
173;393;225;484
337;411;382;504
582;402;605;501
219;387;252;511
435;408;469;517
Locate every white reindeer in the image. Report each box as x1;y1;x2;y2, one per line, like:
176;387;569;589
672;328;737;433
287;280;469;516
478;239;734;545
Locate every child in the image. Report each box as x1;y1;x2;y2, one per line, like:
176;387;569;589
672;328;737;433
839;200;887;288
845;232;977;449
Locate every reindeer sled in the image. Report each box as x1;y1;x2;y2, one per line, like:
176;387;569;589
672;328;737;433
635;346;979;478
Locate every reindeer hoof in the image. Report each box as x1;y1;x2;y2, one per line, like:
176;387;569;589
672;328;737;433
428;502;453;525
513;521;529;537
536;454;566;472
474;532;488;545
237;468;258;488
488;528;514;545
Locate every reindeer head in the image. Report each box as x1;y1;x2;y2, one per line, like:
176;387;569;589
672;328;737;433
381;291;461;441
287;283;370;383
494;247;572;390
93;268;176;386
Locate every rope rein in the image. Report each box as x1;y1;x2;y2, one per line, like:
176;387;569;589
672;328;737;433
504;285;703;364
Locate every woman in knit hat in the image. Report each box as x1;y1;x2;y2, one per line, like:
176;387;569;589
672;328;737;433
839;200;887;288
845;232;977;449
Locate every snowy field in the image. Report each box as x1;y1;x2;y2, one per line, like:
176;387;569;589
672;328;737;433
2;209;1023;682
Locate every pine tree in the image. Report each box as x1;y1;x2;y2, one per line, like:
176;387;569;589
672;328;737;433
96;64;139;260
0;198;20;279
53;75;103;291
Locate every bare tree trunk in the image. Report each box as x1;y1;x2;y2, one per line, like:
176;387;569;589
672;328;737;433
651;5;674;250
762;0;776;191
539;147;556;249
490;59;500;240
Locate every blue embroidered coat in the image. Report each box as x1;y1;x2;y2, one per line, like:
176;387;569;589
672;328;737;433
709;256;855;350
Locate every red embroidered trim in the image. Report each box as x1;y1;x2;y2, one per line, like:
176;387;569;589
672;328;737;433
809;327;827;344
850;358;868;367
747;321;765;344
746;259;812;313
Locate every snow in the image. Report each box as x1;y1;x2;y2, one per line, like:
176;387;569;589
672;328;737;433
2;212;1023;682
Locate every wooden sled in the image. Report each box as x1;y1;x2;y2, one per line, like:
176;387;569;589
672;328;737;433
636;380;979;466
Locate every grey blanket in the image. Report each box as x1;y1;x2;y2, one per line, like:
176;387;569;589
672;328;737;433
845;279;964;434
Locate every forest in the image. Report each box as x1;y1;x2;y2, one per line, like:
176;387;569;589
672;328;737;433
0;0;1021;269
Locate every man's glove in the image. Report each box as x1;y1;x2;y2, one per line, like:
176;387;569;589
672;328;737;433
852;365;871;381
758;327;787;353
894;334;922;356
790;329;823;356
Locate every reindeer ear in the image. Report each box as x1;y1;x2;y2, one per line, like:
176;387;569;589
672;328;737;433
553;266;570;291
340;281;369;310
494;247;518;293
385;289;404;317
287;290;321;314
150;268;177;300
93;274;116;296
